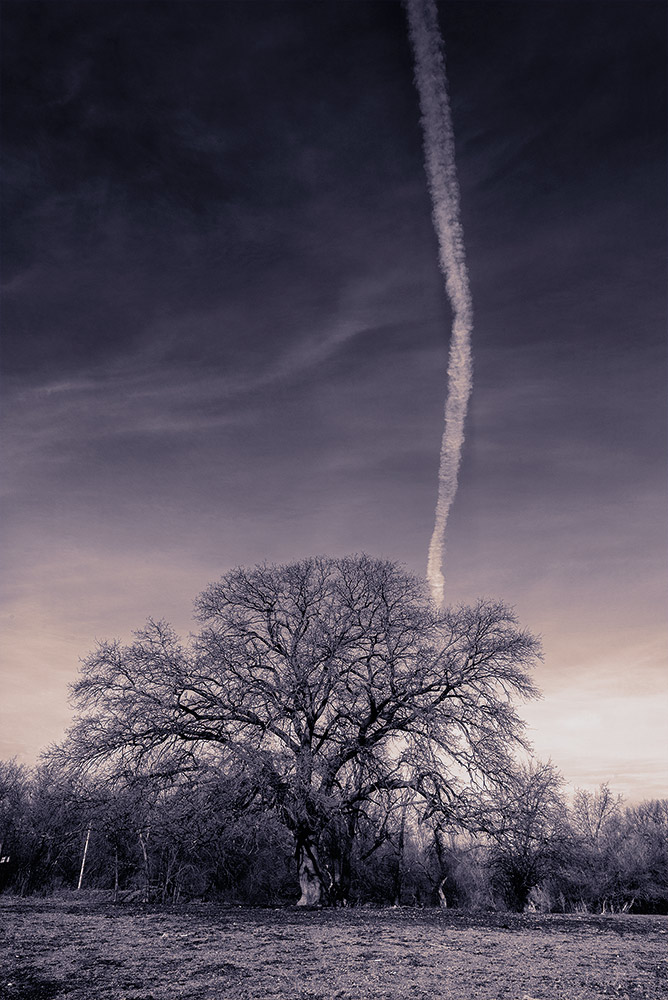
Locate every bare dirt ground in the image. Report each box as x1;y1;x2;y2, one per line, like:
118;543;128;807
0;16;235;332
1;896;667;1000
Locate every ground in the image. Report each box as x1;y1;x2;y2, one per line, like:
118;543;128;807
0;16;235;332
1;896;667;1000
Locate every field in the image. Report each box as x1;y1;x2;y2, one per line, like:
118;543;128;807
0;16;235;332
1;897;667;1000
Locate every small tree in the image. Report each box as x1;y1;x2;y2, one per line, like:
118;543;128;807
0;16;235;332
483;761;569;911
552;784;625;912
571;784;622;845
53;555;541;905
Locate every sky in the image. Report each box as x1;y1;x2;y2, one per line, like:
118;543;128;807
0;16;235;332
1;0;666;802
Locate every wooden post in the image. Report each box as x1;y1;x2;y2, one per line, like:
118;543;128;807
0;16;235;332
77;822;92;891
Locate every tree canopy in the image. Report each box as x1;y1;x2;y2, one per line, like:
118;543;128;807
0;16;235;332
56;555;542;904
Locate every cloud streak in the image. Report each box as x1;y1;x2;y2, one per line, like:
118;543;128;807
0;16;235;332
405;0;473;605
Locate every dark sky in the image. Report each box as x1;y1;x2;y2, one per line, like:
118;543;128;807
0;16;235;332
1;1;666;798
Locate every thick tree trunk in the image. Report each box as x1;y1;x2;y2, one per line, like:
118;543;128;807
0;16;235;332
296;837;323;906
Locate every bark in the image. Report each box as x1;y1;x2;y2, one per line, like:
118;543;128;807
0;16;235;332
138;828;151;903
112;846;119;904
296;837;323;906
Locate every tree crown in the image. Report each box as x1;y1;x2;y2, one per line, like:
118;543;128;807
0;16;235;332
56;555;542;821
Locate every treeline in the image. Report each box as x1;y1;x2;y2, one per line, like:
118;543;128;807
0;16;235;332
1;759;666;914
6;558;666;914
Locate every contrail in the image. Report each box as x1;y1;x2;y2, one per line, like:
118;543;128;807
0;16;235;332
404;0;473;607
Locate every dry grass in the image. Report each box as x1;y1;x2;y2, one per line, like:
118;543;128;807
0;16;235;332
1;895;667;1000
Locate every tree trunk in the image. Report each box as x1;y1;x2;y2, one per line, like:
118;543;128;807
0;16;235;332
296;836;323;906
113;846;119;904
336;834;353;906
432;826;450;908
138;828;151;903
326;815;354;906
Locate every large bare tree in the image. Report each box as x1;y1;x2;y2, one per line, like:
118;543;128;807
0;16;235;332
56;555;541;905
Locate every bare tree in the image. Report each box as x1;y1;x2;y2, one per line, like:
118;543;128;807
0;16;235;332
571;784;622;845
54;555;541;905
558;794;668;914
482;760;569;911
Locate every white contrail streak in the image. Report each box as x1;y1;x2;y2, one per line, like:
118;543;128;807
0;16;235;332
404;0;473;607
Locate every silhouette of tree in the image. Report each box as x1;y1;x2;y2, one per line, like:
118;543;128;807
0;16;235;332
54;555;541;905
